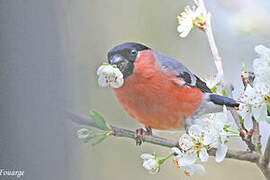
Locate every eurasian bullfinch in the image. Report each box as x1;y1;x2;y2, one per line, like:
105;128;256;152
107;42;238;131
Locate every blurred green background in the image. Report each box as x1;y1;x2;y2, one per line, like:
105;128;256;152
68;0;270;179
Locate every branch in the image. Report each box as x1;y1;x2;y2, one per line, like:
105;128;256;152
204;12;224;79
253;117;262;153
200;0;244;130
262;136;270;167
196;1;269;178
111;125;178;148
200;0;263;155
69;111;259;163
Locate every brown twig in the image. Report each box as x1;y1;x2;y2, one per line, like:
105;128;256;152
252;117;262;153
262;136;270;167
239;128;256;152
70;111;260;163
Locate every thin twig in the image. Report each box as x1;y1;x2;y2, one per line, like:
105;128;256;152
239;128;256;152
70;111;260;163
204;12;224;80
200;1;244;131
110;125;179;148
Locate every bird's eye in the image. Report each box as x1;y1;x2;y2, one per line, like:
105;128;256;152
130;49;137;56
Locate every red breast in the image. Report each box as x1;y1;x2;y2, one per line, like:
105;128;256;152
113;50;203;130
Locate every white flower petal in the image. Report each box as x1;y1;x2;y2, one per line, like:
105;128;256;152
239;104;253;131
188;124;202;140
243;114;253;131
141;154;159;173
96;64;124;88
253;104;268;122
96;65;105;76
199;148;209;162
98;76;109;87
178;23;193;38
191;164;205;175
202;134;213;145
219;133;228;144
177;3;205;38
182;164;205;176
143;159;158;172
140;153;154;160
255;45;270;56
111;78;124;88
178;153;197;166
179;134;193;151
216;144;228;163
171;147;182;155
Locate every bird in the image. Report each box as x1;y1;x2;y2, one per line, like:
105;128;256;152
107;42;238;142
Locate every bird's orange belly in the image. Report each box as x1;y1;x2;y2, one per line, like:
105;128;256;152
113;75;203;130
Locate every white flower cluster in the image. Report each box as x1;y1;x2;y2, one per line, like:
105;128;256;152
238;45;270;130
140;154;160;174
177;0;206;38
141;107;237;176
96;63;124;88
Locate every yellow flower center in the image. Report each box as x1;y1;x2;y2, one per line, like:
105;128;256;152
194;141;203;150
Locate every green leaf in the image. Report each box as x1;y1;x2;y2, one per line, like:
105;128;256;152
224;124;231;129
241;63;247;73
210;86;217;94
91;136;107;146
89;110;110;131
222;88;227;97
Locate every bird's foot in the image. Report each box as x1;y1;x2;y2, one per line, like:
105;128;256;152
135;126;152;146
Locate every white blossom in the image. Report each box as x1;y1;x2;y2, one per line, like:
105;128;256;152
195;106;231;162
77;128;91;142
239;85;268;130
171;147;205;176
171;147;197;167
179;125;210;162
96;64;124;88
177;2;205;38
140;153;159;174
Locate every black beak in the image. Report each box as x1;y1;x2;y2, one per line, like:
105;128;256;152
109;54;123;65
108;54;133;78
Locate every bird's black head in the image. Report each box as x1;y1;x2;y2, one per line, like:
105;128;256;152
107;42;150;78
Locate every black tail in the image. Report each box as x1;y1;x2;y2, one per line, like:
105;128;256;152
209;94;239;108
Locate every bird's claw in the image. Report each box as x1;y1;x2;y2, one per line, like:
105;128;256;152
134;127;152;146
